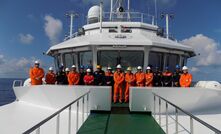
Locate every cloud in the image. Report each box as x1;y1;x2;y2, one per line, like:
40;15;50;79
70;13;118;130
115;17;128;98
190;67;200;73
181;34;221;66
0;55;5;65
44;15;63;45
19;33;34;44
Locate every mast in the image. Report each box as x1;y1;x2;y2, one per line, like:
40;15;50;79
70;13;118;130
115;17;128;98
65;12;78;38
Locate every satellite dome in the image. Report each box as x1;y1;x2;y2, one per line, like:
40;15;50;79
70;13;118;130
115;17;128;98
88;5;100;24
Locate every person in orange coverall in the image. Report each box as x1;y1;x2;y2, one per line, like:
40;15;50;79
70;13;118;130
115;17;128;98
29;60;44;85
145;66;153;87
124;67;135;103
180;66;192;87
68;65;80;85
135;66;145;87
113;64;125;103
84;69;94;85
45;67;56;84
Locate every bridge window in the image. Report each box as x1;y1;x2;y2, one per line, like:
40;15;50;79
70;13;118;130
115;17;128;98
64;53;75;69
79;51;93;68
165;54;180;71
148;52;164;71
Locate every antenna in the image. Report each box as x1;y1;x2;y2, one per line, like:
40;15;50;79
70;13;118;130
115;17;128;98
65;12;79;38
154;0;158;25
161;13;174;39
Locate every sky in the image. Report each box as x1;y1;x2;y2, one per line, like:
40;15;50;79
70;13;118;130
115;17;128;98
0;0;221;82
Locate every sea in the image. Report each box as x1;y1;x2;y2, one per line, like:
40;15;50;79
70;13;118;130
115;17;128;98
0;78;25;106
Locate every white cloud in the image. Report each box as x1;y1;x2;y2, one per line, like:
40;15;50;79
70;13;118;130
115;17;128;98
19;33;34;44
44;15;63;45
0;55;5;65
181;34;221;66
190;67;200;73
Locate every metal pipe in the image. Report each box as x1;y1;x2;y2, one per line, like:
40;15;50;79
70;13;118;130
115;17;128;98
127;0;130;20
68;106;71;134
159;98;161;125
190;117;194;134
100;1;103;33
175;108;178;134
56;114;60;134
87;93;89;117
76;101;79;132
110;0;113;20
82;97;85;122
166;14;169;39
154;95;156;118
166;102;168;134
70;14;73;38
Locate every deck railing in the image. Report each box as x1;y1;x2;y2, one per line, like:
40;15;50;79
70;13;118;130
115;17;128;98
153;93;221;134
23;91;90;134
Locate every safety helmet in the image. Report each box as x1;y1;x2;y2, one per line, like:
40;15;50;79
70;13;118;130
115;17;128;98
34;60;40;64
182;66;188;70
176;65;180;69
86;68;91;73
96;65;101;69
72;65;76;68
107;67;112;70
80;65;84;69
137;66;142;70
65;68;70;72
127;67;132;71
49;67;53;71
116;64;122;69
146;66;151;70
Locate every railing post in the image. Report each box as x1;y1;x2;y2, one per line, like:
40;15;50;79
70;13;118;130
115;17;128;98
190;117;194;134
166;102;168;134
68;106;71;134
56;114;60;134
175;108;178;134
82;97;85;122
76;101;79;132
36;127;40;134
87;93;89;117
141;13;144;23
154;95;156;118
159;98;161;125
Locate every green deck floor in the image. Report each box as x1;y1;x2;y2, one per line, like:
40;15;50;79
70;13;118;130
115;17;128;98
77;103;165;134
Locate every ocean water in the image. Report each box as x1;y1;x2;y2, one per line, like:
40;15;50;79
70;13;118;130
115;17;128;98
0;78;24;106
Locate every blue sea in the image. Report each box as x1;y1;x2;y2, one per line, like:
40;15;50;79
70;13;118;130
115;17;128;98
0;78;24;106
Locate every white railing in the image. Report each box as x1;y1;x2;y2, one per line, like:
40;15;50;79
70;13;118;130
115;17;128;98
23;91;90;134
153;93;221;134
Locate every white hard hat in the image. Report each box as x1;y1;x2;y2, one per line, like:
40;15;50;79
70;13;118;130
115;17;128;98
137;66;142;70
107;67;112;70
35;60;40;64
146;66;151;70
86;68;91;73
49;67;53;71
65;68;70;72
182;66;188;70
116;64;122;69
72;65;76;68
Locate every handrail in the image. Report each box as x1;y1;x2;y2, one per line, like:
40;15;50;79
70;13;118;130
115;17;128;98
23;91;90;134
153;93;221;134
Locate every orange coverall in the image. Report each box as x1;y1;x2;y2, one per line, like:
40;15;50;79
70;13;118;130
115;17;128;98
68;72;80;85
180;73;192;87
113;72;125;103
135;72;145;87
125;73;135;102
45;72;56;84
145;73;153;87
30;67;44;85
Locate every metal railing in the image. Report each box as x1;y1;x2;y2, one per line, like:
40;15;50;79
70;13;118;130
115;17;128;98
153;93;221;134
23;91;90;134
13;80;23;87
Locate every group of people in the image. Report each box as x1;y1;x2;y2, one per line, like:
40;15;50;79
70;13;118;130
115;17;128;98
29;60;192;103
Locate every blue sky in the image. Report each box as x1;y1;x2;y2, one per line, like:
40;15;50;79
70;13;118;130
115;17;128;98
0;0;221;81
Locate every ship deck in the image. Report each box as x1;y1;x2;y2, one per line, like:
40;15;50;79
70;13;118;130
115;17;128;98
78;103;165;134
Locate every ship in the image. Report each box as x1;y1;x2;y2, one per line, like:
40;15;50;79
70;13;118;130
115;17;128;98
0;0;221;134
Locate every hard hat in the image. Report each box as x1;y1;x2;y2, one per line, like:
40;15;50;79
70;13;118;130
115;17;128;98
72;65;76;68
146;66;151;70
176;65;180;69
34;60;40;64
182;66;188;70
96;65;101;69
86;68;91;73
116;64;122;69
49;67;53;71
127;67;132;71
165;66;169;70
80;65;84;69
65;68;70;72
137;66;142;70
107;67;112;70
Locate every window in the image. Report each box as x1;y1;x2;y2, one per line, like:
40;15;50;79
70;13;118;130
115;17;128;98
97;50;144;72
165;54;180;71
64;53;75;69
54;54;61;71
148;52;164;71
181;56;187;67
79;51;93;67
